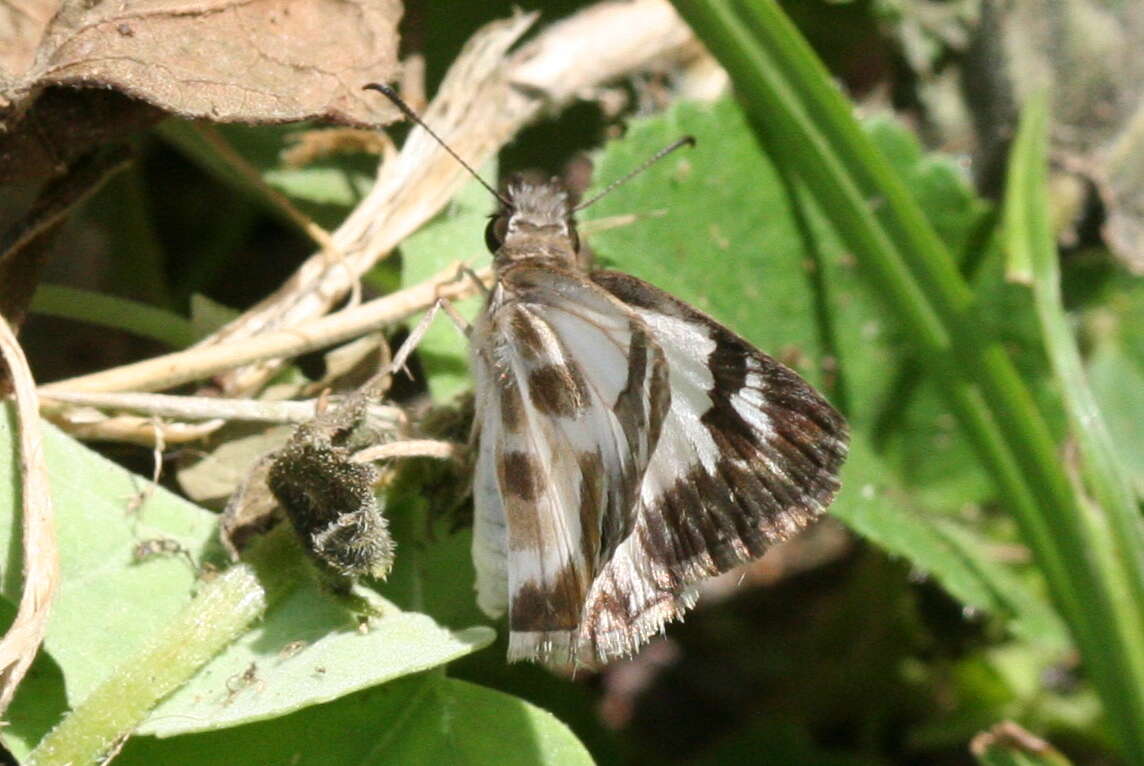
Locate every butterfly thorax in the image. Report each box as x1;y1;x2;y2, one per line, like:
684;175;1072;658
486;181;580;270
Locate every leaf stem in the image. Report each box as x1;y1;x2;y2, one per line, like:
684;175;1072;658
27;527;306;766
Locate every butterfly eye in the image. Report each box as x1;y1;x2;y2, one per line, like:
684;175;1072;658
485;215;508;253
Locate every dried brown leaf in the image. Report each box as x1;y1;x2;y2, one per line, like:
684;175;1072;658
9;0;401;125
1;0;401;183
0;0;59;82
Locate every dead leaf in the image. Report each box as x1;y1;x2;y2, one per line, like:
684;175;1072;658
7;0;401;124
1;0;402;183
0;0;59;82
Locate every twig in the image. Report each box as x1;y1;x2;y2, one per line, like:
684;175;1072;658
39;262;490;394
0;313;58;715
44;413;223;446
40;391;405;428
352;439;463;464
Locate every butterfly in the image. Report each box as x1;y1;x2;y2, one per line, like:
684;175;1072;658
366;84;849;669
468;184;849;669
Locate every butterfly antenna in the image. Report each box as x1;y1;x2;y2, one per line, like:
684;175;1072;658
363;82;510;207
573;135;696;212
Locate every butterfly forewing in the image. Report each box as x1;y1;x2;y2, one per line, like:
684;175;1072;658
573;271;849;662
470;261;669;665
470;180;849;669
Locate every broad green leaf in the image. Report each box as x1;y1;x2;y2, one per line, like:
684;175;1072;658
0;412;218;700
0;601;68;763
0;411;493;757
0;409;218;756
115;674;592;766
399;172;495;401
587;98;828;386
140;588;493;737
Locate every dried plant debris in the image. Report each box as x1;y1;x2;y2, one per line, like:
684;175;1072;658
268;412;394;581
1;0;401;182
219;447;284;558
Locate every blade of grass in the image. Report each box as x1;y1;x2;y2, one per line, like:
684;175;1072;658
671;0;1144;758
31;285;197;348
1003;86;1144;712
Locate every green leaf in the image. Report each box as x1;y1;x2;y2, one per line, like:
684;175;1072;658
398;171;495;402
31;285;197;348
114;675;592;766
0;412;219;704
0;412;492;760
141;586;492;737
0;410;218;757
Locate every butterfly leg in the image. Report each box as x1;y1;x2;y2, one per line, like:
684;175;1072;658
386;297;472;378
457;264;491;300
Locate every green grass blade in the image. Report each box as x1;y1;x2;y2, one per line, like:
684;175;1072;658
671;0;1144;757
31;285;197;348
1002;88;1144;733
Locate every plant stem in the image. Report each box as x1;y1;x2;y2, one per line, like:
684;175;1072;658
28;527;305;766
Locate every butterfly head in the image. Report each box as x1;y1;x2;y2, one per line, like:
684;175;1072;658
485;179;581;267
